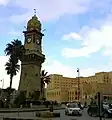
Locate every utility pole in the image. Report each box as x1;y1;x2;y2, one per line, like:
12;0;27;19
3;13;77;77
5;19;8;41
77;68;80;103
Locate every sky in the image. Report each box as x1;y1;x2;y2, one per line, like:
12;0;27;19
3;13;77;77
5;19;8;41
0;0;112;89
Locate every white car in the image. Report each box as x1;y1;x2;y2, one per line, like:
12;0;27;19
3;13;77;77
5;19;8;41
65;103;82;116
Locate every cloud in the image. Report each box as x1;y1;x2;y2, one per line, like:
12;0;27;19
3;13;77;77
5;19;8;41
42;58;111;78
0;56;20;89
62;17;112;58
0;56;111;89
62;46;99;58
10;12;32;24
0;56;77;89
10;0;95;23
0;0;11;5
62;32;82;41
43;59;76;78
8;29;22;36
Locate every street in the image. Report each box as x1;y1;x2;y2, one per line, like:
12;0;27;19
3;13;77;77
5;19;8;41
53;109;111;120
0;108;110;120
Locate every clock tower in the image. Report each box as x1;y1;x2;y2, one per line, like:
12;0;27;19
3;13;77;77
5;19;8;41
18;13;45;99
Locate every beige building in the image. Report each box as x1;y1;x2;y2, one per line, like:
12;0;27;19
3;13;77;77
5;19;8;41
46;74;77;102
46;72;112;103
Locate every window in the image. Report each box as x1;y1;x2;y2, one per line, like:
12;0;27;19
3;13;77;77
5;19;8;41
67;103;78;108
75;97;77;100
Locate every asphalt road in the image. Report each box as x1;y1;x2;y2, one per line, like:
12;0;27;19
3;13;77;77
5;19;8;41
0;108;110;120
53;109;111;120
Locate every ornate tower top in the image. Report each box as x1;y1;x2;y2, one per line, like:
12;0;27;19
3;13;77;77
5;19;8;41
27;9;41;32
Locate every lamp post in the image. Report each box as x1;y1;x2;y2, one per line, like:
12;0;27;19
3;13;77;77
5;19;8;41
0;79;4;89
1;79;4;89
77;68;80;103
0;79;4;100
98;92;102;120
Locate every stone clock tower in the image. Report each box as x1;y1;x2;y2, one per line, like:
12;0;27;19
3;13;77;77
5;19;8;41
18;13;45;99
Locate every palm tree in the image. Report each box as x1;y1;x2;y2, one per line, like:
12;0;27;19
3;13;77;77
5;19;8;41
5;56;20;89
4;39;24;106
40;70;50;99
4;39;25;61
4;39;25;89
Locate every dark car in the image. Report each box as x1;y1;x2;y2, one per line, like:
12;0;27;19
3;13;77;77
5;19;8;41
87;104;112;118
87;105;98;116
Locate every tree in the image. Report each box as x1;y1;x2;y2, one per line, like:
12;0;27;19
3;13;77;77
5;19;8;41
40;70;50;99
14;91;26;107
5;87;15;94
4;39;25;60
4;39;25;89
5;56;20;89
4;39;24;106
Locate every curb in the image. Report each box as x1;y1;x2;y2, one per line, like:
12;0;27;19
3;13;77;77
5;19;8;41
0;107;65;113
2;116;52;120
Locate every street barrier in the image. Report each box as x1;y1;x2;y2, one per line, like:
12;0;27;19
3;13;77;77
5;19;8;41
36;111;60;118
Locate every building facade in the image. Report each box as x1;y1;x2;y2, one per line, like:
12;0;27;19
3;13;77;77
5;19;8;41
46;72;112;103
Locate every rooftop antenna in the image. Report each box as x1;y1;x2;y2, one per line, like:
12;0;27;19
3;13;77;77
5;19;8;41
34;9;36;16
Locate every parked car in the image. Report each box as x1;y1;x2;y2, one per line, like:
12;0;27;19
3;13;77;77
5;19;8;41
65;103;82;116
87;104;112;118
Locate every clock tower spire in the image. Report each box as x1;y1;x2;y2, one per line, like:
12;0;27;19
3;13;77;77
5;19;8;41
34;9;36;16
18;12;45;100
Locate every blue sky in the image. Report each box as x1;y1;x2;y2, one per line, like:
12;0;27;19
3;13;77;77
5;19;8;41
0;0;112;89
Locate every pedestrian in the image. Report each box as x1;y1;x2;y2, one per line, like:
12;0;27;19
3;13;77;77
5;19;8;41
49;102;53;112
30;102;32;108
84;101;87;108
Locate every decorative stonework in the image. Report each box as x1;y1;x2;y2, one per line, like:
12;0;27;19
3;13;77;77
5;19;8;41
27;15;41;31
18;14;45;100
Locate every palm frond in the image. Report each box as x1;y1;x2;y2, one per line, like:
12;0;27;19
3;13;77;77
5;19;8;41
44;72;48;76
5;55;20;77
41;70;45;76
44;80;50;84
40;70;51;86
4;39;24;59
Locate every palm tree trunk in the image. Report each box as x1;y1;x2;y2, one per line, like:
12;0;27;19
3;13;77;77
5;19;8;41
40;80;44;98
42;87;45;99
9;74;13;89
41;83;43;93
9;75;13;101
41;85;44;99
7;75;13;107
40;82;45;99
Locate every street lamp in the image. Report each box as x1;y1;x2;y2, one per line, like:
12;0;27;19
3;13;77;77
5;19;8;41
0;79;4;100
0;79;4;89
77;68;80;103
2;79;4;89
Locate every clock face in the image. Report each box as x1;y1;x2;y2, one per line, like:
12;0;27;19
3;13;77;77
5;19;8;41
27;37;32;43
36;39;40;44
